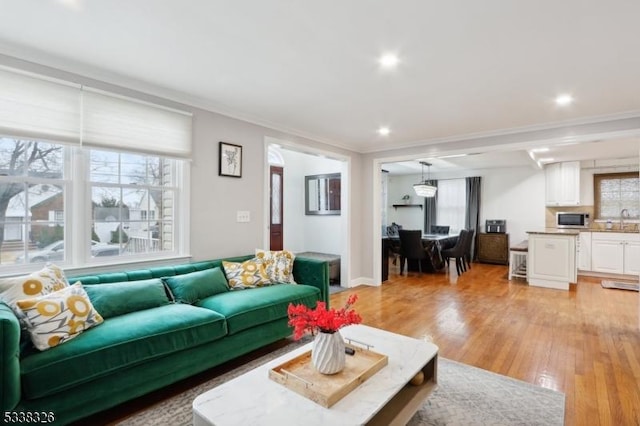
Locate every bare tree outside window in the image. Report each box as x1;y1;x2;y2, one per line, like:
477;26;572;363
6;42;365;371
0;138;64;263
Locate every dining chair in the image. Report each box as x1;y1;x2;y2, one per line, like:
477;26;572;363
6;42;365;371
441;229;470;275
430;225;450;235
463;229;475;270
398;230;428;274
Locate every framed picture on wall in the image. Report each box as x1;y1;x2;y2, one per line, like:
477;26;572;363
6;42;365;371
218;141;243;178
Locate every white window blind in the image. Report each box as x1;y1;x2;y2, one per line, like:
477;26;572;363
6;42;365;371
82;88;193;158
0;66;193;158
0;67;81;144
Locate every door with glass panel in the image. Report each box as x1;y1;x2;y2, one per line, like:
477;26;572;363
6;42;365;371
270;166;283;250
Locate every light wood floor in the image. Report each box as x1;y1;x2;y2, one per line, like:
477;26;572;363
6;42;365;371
331;261;640;426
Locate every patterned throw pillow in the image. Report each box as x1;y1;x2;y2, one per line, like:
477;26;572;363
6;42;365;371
0;263;70;323
222;259;272;290
16;282;103;351
255;249;296;284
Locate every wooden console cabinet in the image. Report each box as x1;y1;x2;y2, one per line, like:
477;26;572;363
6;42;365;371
477;233;509;265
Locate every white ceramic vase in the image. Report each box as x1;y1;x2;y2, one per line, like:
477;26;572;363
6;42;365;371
312;330;346;375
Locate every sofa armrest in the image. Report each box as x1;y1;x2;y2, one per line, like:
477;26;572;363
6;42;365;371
293;257;330;306
0;303;21;411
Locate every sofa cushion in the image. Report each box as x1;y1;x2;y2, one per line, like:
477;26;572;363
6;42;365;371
222;259;272;289
83;278;170;319
20;304;227;399
16;283;104;351
255;249;297;283
196;284;319;335
163;267;229;304
0;263;69;323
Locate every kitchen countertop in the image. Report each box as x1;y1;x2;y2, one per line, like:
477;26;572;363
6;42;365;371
532;227;640;234
581;227;640;233
527;228;580;235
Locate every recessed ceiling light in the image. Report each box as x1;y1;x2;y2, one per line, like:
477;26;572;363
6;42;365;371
538;157;555;163
378;126;390;136
555;94;574;106
379;54;399;69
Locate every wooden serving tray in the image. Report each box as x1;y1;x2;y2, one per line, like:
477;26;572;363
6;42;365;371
268;344;388;408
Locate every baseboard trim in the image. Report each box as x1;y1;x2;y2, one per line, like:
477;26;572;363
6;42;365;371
349;277;377;287
578;271;639;281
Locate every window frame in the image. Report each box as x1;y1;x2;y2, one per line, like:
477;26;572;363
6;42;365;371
593;171;639;220
0;138;189;274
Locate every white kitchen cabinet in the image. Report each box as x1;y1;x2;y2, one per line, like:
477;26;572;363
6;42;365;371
577;231;592;271
591;232;639;275
623;238;640;275
545;161;581;206
527;232;577;290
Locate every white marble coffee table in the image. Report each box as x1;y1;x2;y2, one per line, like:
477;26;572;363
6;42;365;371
193;324;438;426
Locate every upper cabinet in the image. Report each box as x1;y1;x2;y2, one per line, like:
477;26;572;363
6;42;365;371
545;161;581;206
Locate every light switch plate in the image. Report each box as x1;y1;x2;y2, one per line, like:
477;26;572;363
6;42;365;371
237;211;250;222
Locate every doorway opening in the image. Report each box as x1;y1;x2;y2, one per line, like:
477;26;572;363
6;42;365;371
265;139;350;289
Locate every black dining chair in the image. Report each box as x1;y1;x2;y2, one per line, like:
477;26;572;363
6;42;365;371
398;230;428;274
441;229;470;275
430;225;450;235
463;229;475;270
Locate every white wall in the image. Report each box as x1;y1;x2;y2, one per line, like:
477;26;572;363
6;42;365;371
280;149;344;255
386;175;425;231
479;168;545;244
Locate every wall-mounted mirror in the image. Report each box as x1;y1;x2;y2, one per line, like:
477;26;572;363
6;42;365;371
305;173;341;215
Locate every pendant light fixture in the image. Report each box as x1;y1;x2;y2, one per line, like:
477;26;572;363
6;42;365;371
413;161;437;197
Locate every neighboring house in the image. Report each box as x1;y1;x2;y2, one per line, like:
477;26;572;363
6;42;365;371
3;185;62;243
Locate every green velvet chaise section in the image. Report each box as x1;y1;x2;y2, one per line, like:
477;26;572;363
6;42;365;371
196;284;319;335
20;304;227;400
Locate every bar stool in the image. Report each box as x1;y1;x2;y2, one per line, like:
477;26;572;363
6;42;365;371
509;240;528;280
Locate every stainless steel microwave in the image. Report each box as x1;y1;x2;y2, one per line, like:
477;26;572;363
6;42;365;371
556;212;589;228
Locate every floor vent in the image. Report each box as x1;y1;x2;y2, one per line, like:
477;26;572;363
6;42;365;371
601;280;640;292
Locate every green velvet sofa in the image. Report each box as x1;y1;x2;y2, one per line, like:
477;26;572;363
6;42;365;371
0;254;329;425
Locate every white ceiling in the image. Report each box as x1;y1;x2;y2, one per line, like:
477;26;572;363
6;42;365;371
383;138;640;175
1;1;640;153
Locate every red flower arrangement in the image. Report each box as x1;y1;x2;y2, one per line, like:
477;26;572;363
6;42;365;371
287;294;362;340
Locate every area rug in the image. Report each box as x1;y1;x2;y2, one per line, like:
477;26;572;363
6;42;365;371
116;341;565;426
329;284;349;294
601;280;640;291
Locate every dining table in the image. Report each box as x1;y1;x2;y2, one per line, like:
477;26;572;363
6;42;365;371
381;233;459;281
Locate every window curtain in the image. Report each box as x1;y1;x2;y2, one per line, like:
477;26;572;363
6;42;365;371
465;176;482;260
423;180;438;233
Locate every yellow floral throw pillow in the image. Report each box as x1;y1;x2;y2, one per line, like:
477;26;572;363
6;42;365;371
0;263;70;323
255;249;296;284
222;259;272;290
16;282;104;351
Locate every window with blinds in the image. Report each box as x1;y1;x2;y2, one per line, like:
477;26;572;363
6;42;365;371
594;172;639;219
0;66;191;271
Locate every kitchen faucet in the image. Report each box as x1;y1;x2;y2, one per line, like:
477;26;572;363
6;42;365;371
620;208;630;230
